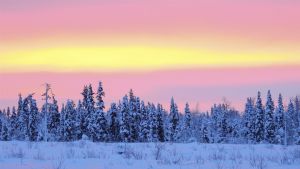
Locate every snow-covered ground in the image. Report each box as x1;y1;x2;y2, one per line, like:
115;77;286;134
0;141;299;169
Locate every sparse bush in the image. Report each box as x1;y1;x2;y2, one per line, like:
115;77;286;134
249;154;267;169
153;143;165;160
52;156;66;169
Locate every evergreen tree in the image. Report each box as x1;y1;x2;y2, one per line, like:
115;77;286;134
264;90;276;143
275;94;285;144
212;104;229;143
108;103;120;142
59;104;66;141
169;97;180;142
81;85;91;136
64;100;77;141
128;89;139;142
47;97;60;141
89;82;108;142
242;98;255;143
149;103;158;142
9;106;18;140
200;117;210;143
86;84;96;138
157;104;165;142
1;121;10;141
120;95;130;142
75;100;85;140
295;97;300;128
139;101;149;142
183;103;192;142
17;94;28;140
28;95;39;141
286;100;296;145
254;91;264;143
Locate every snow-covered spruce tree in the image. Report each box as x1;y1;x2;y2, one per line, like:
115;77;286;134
64;100;77;141
212;104;229;143
47;97;60;141
200;117;210;143
81;85;89;135
59;104;66;141
0;110;3;140
86;84;96;138
264;90;276;144
157;103;165;142
183;103;192;142
227;109;241;143
295;97;300;129
108;102;120;142
17;94;28;140
242;98;255;143
89;82;108;142
28;95;39;141
168;97;180;142
128;89;138;142
9;106;18;140
286;100;296;145
135;97;142;139
20;95;31;141
139;101;149;142
1;121;10;141
75;100;86;140
295;97;300;145
254;91;264;143
120;95;130;142
0;109;10;141
15;94;24;140
149;103;158;142
275;94;285;144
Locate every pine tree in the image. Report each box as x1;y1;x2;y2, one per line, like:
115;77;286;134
286;100;296;145
47;97;60;141
254;91;264;143
9;106;18;140
120;95;130;142
108;103;120;142
20;95;31;141
264;90;276;143
28;95;39;141
183;103;192;142
200;117;210;143
169;97;180;142
86;84;96;138
88;82;108;142
81;85;90;136
275;94;285;144
59;104;66;141
294;97;300;129
139;101;149;142
75;100;85;140
64;100;77;141
243;98;255;143
128;89;139;142
212;104;229;143
157;104;165;142
18;94;29;140
1;121;10;141
149;103;158;142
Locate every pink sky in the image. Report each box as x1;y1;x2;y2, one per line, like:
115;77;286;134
1;66;300;112
1;0;300;112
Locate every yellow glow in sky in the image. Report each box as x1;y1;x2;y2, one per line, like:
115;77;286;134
1;46;299;72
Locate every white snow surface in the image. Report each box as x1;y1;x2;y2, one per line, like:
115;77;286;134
0;141;299;169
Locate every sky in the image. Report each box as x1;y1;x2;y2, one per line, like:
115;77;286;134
1;0;300;112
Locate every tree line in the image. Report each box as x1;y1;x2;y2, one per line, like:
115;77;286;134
0;82;299;145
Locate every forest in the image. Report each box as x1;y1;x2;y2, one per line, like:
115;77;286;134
0;82;299;145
